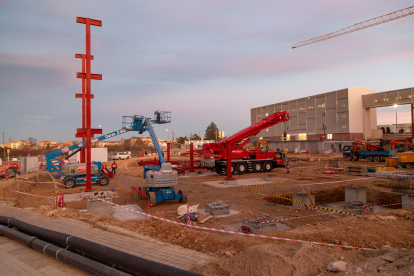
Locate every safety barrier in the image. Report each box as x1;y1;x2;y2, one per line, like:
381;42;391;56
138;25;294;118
95;198;373;250
244;187;358;216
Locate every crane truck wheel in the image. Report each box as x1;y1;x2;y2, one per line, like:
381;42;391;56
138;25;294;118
373;156;380;162
252;162;263;173
236;163;247;174
367;156;373;162
263;162;272;172
98;175;109;186
407;164;412;169
148;192;156;206
178;190;187;203
64;177;76;189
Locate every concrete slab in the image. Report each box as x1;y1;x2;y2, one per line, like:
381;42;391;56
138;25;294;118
179;172;216;178
402;194;414;209
199;209;240;218
87;198;113;216
112;204;147;221
202;178;280;188
64;191;118;202
228;219;290;234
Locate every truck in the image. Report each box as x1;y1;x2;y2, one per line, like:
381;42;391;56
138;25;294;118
396;152;414;168
346;141;397;162
200;111;290;174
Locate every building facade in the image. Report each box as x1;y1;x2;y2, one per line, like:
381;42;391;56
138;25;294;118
251;86;379;142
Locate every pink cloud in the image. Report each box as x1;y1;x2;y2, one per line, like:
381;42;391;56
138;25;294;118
0;50;80;93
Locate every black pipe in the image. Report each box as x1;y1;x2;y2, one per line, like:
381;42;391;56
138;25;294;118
0;224;37;246
0;216;202;276
0;225;129;276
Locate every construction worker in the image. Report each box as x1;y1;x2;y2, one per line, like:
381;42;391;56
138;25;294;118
101;163;107;173
111;161;117;175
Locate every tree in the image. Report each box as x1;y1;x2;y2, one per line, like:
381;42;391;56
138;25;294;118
205;122;218;142
177;137;188;145
191;133;202;140
27;137;37;148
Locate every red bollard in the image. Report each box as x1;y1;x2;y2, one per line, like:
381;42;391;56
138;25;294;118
190;143;194;172
225;141;235;180
167;143;171;163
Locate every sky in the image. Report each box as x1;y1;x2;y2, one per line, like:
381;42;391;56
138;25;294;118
0;1;413;143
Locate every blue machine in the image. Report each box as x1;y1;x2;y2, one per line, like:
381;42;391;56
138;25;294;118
45;110;185;199
123;112;186;206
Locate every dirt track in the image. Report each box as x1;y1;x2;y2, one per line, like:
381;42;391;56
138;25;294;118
2;153;414;275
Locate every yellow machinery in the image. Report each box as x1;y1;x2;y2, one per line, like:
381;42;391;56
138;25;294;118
397;152;414;169
248;140;270;151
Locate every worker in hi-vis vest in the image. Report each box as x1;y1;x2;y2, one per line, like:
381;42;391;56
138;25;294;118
111;161;117;175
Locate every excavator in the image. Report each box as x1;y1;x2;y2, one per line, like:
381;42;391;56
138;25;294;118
247;139;270;152
391;139;414;151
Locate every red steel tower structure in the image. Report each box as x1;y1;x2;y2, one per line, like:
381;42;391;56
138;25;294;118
75;17;103;191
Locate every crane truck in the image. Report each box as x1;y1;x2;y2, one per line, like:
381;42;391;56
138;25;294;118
343;141;397;162
46;111;185;206
200;111;290;174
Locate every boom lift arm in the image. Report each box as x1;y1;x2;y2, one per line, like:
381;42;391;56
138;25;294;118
46;111;170;173
203;111;290;152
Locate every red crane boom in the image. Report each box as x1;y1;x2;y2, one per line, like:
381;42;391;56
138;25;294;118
203;110;290;153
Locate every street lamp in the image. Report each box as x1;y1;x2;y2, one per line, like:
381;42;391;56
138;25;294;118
99;125;103;147
166;129;169;142
394;104;398;134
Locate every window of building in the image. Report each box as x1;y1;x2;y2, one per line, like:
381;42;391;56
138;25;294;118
266;113;268;116
298;133;307;140
342;126;347;129
286;134;290;141
327;134;332;139
317;103;325;108
266;128;269;132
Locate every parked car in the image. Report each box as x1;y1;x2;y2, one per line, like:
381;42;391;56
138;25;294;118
111;152;131;160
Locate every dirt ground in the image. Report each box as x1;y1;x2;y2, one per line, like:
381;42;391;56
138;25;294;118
2;153;414;275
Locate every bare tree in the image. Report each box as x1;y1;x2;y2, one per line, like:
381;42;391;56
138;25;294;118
27;137;37;148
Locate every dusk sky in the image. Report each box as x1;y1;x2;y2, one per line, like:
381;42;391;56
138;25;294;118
1;1;413;143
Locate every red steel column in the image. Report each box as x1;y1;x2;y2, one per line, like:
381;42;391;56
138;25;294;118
225;141;235;180
85;18;92;191
190;143;194;172
412;104;414;144
76;17;102;191
167;143;170;163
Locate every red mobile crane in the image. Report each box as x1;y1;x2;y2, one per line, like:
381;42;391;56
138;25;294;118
200;111;290;175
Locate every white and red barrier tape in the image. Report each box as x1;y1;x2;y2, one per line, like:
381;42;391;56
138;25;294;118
341;200;414;211
11;190;55;199
95;198;374;251
297;178;370;186
156;211;177;215
14;178;67;187
261;212;336;224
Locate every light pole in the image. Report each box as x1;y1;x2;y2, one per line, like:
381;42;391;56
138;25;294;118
166;129;169;142
394;104;398;133
99;125;103;147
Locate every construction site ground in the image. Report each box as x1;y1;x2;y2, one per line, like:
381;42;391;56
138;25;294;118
1;153;414;275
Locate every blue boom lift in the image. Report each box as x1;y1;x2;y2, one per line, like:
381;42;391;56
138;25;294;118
123;111;187;205
45;111;186;206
